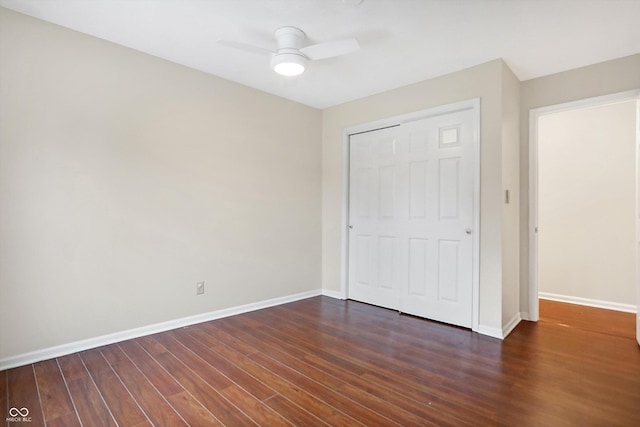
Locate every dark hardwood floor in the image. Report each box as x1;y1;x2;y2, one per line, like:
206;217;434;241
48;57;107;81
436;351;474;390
538;298;636;339
2;296;639;426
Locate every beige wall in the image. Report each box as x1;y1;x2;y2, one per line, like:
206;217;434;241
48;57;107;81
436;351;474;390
322;59;520;333
538;101;637;305
0;8;322;360
520;54;640;315
501;62;521;326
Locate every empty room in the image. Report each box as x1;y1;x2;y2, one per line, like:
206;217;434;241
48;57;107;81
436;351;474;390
1;1;639;425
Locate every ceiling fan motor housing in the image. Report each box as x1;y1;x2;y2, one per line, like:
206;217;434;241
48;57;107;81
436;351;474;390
271;26;308;75
275;26;306;51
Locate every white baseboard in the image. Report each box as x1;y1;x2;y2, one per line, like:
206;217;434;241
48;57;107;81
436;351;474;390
475;312;522;340
321;289;346;300
539;292;637;313
502;313;522;338
475;325;504;340
0;289;322;371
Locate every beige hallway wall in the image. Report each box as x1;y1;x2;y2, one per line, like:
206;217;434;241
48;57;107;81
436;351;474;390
537;100;637;305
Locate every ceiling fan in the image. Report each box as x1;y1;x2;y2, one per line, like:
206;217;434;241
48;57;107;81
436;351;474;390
217;26;360;76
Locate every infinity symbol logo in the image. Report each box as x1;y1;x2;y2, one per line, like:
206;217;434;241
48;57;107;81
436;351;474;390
9;407;29;417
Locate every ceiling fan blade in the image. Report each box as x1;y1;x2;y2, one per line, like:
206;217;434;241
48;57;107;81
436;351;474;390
300;38;360;60
216;39;274;56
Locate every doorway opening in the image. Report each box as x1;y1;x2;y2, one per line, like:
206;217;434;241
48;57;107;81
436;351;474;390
529;90;640;344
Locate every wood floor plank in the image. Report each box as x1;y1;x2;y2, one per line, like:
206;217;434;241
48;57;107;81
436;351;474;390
58;354;117;427
248;351;401;427
32;359;80;427
148;332;236;391
263;394;330;426
117;340;184;397
45;411;86;427
165;391;224;426
56;354;88;383
183;330;364;426
302;351;482;426
174;327;277;400
65;376;117;427
136;335;170;356
181;326;362;426
228;328;456;426
6;365;45;427
145;328;290;426
198;321;262;355
99;343;128;366
79;349;150;426
99;345;188;427
148;337;258;426
337;382;448;427
220;384;292;427
117;341;227;426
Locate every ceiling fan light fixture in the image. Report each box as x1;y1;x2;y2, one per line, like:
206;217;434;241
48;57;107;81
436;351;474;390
271;52;306;76
219;25;360;78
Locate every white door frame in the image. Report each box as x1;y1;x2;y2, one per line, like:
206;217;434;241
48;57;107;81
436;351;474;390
340;98;481;332
528;89;640;323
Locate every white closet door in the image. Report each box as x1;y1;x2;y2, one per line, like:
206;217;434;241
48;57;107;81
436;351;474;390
348;127;401;310
397;109;475;328
348;107;476;328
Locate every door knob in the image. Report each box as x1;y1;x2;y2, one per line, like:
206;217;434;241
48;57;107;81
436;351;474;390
465;228;472;235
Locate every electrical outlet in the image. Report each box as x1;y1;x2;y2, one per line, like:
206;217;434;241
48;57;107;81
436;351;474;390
196;281;205;295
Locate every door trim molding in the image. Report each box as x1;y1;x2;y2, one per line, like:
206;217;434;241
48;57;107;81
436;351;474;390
340;98;481;332
528;89;640;322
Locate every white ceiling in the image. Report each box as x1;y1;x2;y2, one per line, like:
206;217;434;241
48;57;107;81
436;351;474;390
1;0;639;109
